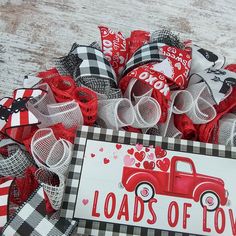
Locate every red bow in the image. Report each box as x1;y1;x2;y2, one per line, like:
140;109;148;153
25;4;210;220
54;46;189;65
0;88;46;143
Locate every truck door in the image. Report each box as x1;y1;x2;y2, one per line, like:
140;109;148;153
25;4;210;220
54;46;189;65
172;160;195;196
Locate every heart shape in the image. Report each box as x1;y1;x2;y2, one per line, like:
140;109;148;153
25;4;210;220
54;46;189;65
90;153;95;158
82;199;89;205
143;161;155;170
135;162;141;168
103;158;110;164
127;148;134;155
113;155;118;159
155;146;167;158
156;158;170;172
147;153;154;160
175;62;181;70
99;147;104;152
145;147;150;152
134;151;145;162
116;144;122;150
124;155;135;166
136;143;143;151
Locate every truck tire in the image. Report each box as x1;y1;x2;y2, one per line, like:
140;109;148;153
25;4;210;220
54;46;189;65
135;182;155;202
200;191;220;211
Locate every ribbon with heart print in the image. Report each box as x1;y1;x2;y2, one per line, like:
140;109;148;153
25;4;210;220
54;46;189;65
99;26;129;77
127;30;150;59
0;88;46;144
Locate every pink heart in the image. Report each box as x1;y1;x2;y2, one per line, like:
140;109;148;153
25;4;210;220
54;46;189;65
90;153;95;158
147;153;154;160
123;155;135;166
136;143;143;151
99;147;104;152
82;199;89;205
114;155;118;159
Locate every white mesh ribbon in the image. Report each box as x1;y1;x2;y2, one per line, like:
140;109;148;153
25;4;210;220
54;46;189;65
97;98;135;130
219;113;236;146
0;144;33;177
124;78;153;102
31;128;72;175
186;82;216;124
132;97;161;128
158;90;194;138
28;99;83;129
31;83;57;115
47;100;83;128
35;168;65;210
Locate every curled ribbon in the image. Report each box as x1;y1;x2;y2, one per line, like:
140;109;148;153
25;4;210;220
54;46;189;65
31;128;72;175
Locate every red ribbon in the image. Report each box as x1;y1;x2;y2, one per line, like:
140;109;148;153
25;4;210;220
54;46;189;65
127;30;150;59
99;26;129;77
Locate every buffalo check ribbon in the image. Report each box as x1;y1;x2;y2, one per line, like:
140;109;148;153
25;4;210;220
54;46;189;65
2;186;77;236
0;88;46;143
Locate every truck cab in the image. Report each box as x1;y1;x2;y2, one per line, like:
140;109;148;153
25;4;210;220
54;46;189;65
121;156;228;211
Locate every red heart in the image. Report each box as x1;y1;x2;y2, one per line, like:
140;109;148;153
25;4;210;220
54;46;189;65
134;151;145;162
145;147;150;152
116;144;122;150
143;161;155;170
103;158;110;164
82;199;89;205
156;158;170;172
155;146;167;158
127;148;134;155
91;153;95;158
135;162;141;168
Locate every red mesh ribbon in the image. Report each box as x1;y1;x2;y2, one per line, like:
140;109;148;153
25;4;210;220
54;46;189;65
46;76;76;103
9;166;55;214
9;166;39;205
174;114;198;140
99;26;129;77
198;88;236;143
74;87;98;126
37;67;60;79
127;30;150;59
36;68;98;126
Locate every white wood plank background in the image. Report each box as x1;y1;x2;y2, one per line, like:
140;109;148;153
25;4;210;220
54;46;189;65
0;0;236;97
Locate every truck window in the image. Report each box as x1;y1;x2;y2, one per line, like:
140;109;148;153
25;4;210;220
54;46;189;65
176;161;193;174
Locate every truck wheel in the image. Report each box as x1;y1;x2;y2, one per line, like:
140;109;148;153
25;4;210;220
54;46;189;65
200;191;220;211
135;182;155;202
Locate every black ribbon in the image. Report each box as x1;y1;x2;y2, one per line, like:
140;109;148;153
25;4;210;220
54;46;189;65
0;97;30;122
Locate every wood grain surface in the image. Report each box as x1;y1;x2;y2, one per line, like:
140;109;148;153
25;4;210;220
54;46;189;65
0;0;235;97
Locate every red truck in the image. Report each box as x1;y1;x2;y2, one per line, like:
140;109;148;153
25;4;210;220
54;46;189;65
121;156;228;211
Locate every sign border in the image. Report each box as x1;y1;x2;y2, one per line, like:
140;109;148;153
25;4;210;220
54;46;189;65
61;125;236;236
